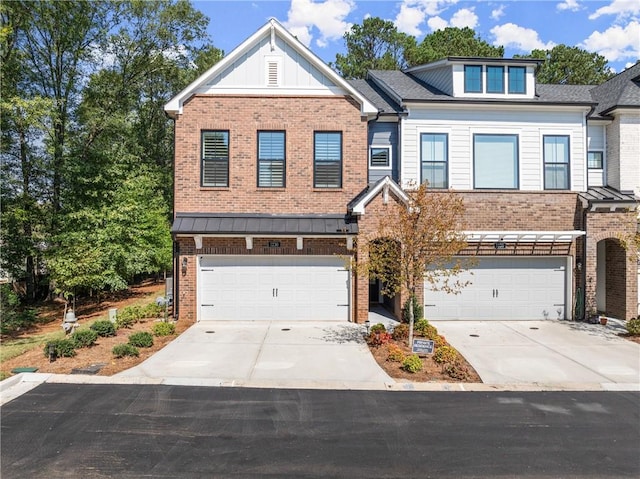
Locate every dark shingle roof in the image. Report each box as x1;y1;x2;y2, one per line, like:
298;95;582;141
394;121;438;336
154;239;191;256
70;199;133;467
591;63;640;115
365;70;596;107
172;213;358;235
347;79;403;114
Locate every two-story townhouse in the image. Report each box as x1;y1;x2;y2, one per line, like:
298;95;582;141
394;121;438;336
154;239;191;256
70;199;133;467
165;19;378;323
350;59;639;321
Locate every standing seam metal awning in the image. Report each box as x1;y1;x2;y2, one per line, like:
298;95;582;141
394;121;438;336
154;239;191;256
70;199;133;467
465;231;585;243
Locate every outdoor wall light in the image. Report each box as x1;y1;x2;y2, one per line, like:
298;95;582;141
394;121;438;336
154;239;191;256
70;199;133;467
181;257;188;275
576;261;582;271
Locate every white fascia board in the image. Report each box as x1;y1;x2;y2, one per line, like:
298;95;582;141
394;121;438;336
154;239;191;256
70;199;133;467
350;176;409;215
165;18;377;118
464;230;586;243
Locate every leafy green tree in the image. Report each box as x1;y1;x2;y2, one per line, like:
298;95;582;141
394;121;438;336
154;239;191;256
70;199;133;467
332;17;412;79
518;45;613;85
357;183;469;345
405;27;503;67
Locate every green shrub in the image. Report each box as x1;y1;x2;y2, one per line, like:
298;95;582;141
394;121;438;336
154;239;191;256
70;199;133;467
112;343;139;358
43;339;77;358
1;285;38;334
391;323;409;341
128;331;154;348
433;345;459;364
626;318;640;336
370;323;386;334
90;320;116;337
442;359;471;380
141;303;164;318
386;343;405;362
413;319;429;335
366;331;392;348
152;322;175;337
402;295;423;323
434;335;447;348
71;329;98;348
401;354;423;373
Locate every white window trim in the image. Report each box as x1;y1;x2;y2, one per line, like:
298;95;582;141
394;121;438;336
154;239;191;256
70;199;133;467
539;130;574;191
470;128;522;190
369;145;392;170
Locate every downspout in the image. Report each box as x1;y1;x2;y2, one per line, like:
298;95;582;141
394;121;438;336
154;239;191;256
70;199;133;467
173;240;180;320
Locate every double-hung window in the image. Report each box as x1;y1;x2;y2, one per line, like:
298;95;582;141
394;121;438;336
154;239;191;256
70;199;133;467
474;134;519;189
508;66;526;94
487;66;504;93
258;131;285;187
587;151;603;169
201;130;229;187
543;135;570;190
421;133;448;188
464;65;483;93
314;132;342;188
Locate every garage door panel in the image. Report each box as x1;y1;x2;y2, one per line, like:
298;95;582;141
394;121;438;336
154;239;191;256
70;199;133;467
425;257;567;320
199;255;349;321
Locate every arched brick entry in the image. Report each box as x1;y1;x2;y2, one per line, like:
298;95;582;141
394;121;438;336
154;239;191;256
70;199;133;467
594;238;628;318
584;223;638;320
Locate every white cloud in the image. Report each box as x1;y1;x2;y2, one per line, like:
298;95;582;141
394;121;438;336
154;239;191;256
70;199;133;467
581;20;640;62
589;0;640;20
491;5;506;21
395;3;427;36
427;16;449;31
394;0;460;36
557;0;581;12
450;8;478;29
284;0;354;48
490;23;556;51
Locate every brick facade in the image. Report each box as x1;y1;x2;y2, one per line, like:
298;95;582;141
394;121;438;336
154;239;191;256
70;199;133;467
172;94;368;323
174;95;368;215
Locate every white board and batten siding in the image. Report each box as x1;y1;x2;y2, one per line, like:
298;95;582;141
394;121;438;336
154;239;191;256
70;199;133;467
400;106;588;191
424;256;571;320
198;255;350;321
202;34;342;95
587;124;605;187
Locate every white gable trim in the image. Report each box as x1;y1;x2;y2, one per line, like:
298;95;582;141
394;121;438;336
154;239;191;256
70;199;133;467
350;176;409;215
165;19;377;117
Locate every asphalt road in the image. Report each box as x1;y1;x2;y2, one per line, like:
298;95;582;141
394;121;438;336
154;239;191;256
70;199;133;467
1;384;639;478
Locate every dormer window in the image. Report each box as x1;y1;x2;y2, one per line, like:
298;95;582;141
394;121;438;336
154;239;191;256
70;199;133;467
487;66;504;93
464;65;483;93
508;66;526;94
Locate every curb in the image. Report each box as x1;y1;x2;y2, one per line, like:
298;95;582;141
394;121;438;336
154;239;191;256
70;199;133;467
2;372;639;405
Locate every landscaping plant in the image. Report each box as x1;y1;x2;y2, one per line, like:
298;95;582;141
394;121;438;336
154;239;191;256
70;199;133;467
112;343;139;358
433;345;459;364
128;331;154;348
152;322;176;336
401;354;423;373
386;343;405;362
43;339;77;358
71;329;98;348
90;320;116;337
626;318;640;336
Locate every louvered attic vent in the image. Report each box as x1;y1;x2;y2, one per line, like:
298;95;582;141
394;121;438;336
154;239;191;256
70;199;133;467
267;60;279;87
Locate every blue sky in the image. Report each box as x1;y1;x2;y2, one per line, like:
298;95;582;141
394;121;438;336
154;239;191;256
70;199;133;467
192;0;639;73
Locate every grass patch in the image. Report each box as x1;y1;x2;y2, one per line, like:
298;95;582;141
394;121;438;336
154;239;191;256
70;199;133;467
1;331;65;364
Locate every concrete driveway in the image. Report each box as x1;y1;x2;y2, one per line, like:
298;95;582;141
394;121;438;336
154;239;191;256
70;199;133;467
431;318;640;389
116;321;393;390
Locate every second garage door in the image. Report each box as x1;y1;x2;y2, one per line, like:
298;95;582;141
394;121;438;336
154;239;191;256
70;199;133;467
424;257;568;320
198;255;350;321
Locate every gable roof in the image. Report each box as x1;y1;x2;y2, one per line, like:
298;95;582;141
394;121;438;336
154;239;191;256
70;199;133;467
590;63;640;116
348;176;409;215
165;18;377;118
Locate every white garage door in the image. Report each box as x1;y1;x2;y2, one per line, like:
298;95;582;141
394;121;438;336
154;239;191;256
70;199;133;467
424;257;568;320
198;255;350;321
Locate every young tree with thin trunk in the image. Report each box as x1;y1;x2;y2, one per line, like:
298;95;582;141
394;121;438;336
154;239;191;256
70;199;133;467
358;183;470;345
